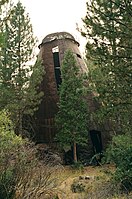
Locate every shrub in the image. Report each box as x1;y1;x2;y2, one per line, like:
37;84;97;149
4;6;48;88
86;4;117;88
0;110;24;199
105;134;132;191
71;180;85;193
71;161;84;171
0;110;60;199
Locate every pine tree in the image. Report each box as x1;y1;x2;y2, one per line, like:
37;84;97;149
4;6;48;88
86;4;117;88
0;0;10;52
55;50;89;163
0;0;9;6
0;1;44;134
81;0;132;133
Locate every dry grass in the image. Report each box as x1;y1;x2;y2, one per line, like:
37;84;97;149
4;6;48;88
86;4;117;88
55;165;132;199
14;164;132;199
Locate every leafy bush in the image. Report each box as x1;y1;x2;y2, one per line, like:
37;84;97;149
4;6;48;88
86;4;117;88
105;134;132;191
71;180;85;193
0;110;24;199
0;110;60;199
71;161;84;171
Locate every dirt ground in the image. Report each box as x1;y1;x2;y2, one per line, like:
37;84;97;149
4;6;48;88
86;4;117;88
34;164;131;199
55;165;132;199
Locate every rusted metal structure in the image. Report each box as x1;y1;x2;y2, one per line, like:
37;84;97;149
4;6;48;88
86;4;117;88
35;32;96;143
34;31;112;161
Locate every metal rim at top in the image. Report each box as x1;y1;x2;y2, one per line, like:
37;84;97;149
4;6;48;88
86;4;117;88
38;32;79;48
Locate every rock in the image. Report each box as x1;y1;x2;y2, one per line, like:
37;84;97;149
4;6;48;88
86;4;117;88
79;175;94;180
85;176;91;180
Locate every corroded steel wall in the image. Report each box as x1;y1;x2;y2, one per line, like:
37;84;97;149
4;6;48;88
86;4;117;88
34;31;111;152
35;32;91;143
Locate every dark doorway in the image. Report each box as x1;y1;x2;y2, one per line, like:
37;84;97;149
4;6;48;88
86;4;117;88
52;49;62;88
89;130;103;165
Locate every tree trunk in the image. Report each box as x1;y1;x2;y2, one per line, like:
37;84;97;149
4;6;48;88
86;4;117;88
73;142;77;163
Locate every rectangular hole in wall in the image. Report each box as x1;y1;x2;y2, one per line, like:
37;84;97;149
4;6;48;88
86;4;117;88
52;46;62;88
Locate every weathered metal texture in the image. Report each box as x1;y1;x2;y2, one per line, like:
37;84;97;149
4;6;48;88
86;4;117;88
35;32;86;142
35;32;93;143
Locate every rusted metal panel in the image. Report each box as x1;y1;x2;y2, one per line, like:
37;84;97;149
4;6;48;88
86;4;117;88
35;32;94;143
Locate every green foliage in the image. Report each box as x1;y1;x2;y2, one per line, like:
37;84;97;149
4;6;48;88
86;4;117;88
105;134;132;191
0;110;23;149
0;110;60;199
0;169;15;199
71;161;84;171
71;180;85;193
55;50;89;162
0;110;23;199
0;0;9;6
81;0;132;134
0;1;44;134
